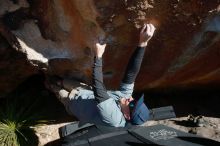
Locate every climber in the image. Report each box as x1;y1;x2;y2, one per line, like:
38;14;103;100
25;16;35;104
48;23;156;127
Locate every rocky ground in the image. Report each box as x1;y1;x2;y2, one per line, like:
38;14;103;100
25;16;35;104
34;122;68;146
34;116;220;146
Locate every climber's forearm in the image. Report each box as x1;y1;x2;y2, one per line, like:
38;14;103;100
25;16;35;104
92;57;111;103
122;46;146;84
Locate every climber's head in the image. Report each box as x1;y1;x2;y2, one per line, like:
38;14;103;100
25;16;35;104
129;94;150;125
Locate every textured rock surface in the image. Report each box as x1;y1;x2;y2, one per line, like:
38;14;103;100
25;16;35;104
0;0;220;97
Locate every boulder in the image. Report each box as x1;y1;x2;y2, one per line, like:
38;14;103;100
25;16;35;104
0;0;220;97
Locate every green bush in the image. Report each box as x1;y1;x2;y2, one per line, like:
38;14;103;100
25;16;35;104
0;120;20;146
0;97;45;146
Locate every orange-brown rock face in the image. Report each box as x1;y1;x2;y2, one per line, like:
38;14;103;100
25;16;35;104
0;0;220;97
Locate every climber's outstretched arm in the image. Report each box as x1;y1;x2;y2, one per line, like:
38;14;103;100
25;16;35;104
121;23;156;84
92;43;111;103
119;24;156;120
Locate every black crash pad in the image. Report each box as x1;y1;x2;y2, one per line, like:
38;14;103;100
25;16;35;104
129;124;220;146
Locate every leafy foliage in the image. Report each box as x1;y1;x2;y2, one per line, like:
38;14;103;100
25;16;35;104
0;96;42;146
0;74;70;146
